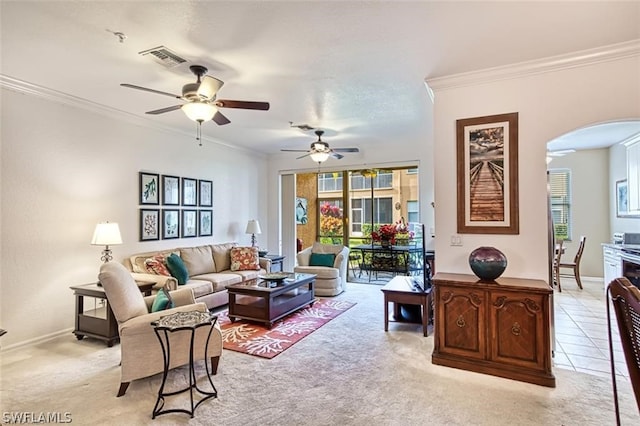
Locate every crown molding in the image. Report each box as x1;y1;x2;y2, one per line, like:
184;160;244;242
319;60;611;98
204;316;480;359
0;74;258;154
426;39;640;91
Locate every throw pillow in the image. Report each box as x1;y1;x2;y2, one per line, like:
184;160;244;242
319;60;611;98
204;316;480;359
151;286;175;312
166;253;189;285
144;255;171;276
309;252;336;267
230;246;260;271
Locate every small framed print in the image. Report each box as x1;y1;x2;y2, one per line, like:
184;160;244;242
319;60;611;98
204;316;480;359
616;179;628;217
182;209;197;238
199;210;213;237
615;179;639;217
140;209;160;241
162;175;180;206
199;179;213;207
162;209;180;239
139;172;159;205
182;177;197;206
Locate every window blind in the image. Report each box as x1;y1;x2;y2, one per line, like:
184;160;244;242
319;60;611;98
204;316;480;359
549;169;571;241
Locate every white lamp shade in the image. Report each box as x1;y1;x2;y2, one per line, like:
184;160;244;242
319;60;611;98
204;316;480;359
181;102;217;122
310;151;330;162
91;222;123;245
245;220;262;235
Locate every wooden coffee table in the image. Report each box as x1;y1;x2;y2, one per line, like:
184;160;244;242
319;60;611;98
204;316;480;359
226;272;316;328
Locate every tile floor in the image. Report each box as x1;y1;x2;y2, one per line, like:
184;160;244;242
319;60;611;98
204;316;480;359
553;276;630;383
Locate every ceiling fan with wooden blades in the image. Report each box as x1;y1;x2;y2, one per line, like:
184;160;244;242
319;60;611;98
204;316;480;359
281;130;359;162
120;65;270;126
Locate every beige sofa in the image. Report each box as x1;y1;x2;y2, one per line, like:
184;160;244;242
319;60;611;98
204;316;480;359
123;242;271;310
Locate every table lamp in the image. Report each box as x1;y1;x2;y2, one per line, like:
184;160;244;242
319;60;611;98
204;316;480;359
245;220;262;247
91;222;122;262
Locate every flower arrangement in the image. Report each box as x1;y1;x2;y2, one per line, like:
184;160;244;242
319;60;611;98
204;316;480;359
371;218;414;245
394;218;414;243
371;224;398;242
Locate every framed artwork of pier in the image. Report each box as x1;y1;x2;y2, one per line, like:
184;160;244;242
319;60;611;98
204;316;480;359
456;112;519;234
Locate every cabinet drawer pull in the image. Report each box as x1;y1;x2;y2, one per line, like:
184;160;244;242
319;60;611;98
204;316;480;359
456;315;466;328
511;322;521;336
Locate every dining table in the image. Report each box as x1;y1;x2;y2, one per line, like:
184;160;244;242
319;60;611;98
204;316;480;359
352;243;424;281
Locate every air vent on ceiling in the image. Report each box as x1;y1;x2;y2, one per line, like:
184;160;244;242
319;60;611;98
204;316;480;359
138;46;186;68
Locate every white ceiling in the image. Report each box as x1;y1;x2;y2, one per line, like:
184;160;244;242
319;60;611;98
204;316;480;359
2;1;639;157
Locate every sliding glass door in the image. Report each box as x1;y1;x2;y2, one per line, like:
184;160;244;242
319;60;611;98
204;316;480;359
314;167;419;247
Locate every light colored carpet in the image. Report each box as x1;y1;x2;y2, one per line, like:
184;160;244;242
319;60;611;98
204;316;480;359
1;282;637;425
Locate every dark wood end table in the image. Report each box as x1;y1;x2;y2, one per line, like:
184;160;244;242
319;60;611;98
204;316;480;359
381;276;432;337
70;280;155;346
263;254;285;272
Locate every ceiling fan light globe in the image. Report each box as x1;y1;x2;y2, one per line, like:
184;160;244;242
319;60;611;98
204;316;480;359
312;142;326;151
181;102;217;122
309;151;330;163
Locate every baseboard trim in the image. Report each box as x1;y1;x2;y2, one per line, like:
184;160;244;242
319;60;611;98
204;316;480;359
1;328;73;353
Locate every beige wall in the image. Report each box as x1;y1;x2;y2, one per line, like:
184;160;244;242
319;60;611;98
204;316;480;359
1;88;268;348
548;149;609;277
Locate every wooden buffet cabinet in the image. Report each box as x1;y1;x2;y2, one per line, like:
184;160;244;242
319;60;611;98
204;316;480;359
432;273;555;387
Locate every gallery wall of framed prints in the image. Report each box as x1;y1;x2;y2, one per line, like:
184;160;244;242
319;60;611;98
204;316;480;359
138;171;213;241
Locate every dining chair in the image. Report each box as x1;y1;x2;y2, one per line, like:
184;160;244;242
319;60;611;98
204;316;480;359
606;277;640;422
559;236;586;289
348;253;361;280
553;239;564;292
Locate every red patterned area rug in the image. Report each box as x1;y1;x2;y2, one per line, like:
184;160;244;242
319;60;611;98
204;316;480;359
219;299;356;359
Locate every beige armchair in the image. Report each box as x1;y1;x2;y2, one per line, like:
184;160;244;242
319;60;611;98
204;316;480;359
98;262;222;397
294;242;349;296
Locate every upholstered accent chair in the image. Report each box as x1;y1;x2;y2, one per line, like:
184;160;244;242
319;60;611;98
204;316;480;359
98;262;222;397
294;242;349;296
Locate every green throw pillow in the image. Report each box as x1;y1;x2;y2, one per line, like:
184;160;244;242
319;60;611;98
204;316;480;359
151;287;175;312
166;253;189;285
309;253;335;267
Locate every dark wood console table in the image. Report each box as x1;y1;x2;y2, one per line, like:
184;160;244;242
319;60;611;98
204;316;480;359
432;273;555;387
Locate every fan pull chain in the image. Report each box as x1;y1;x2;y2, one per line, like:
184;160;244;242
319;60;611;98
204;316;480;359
196;119;203;146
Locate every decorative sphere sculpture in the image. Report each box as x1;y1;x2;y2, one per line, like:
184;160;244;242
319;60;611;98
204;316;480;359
468;246;507;281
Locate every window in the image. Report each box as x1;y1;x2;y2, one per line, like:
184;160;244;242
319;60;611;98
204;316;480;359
349;171;392;190
351;199;363;233
318;173;343;192
315;168;419;242
349;197;393;235
407;200;419;223
549;169;571;241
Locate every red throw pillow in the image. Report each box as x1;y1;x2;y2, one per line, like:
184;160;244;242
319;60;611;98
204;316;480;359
145;255;171;276
230;247;260;271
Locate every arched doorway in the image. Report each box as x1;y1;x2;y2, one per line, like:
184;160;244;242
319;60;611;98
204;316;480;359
546;119;640;279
